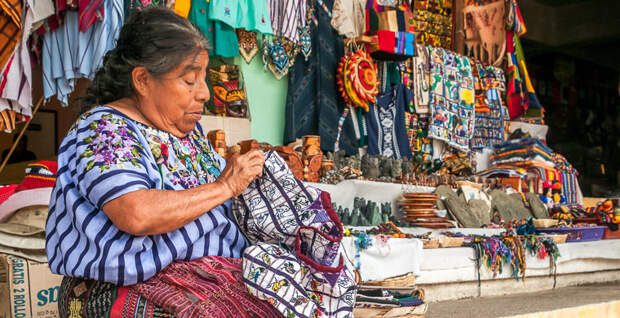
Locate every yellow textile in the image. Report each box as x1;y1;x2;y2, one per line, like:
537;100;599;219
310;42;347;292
173;0;190;18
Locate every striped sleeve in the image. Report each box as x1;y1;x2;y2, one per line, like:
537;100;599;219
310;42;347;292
74;113;154;209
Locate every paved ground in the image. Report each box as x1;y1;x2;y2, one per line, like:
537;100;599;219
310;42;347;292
426;282;620;318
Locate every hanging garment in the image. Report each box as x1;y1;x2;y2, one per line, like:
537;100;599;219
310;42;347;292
232;150;357;318
463;0;506;67
173;0;190;18
0;0;33;119
284;0;359;155
331;0;366;38
41;0;123;105
0;0;22;71
365;84;413;159
268;0;307;44
412;44;431;114
428;46;476;152
188;0;239;58
506;31;543;119
471;64;507;150
210;0;273;35
78;0;104;32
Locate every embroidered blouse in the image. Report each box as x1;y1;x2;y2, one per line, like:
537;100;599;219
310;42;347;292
46;106;248;286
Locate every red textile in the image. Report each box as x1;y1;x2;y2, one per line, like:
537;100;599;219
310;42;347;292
78;0;104;32
132;256;282;318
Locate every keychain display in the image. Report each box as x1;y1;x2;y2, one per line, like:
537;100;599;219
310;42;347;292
237;29;260;64
263;36;297;80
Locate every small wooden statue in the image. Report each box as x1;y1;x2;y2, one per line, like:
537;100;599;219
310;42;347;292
274;146;304;180
302;135;322;183
239;139;260;154
207;130;227;157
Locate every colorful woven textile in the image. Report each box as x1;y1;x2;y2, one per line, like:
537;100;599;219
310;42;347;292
132;256;281;318
233;151;357;317
506;31;543;119
427;46;476;152
471;64;507;150
59;276;173;318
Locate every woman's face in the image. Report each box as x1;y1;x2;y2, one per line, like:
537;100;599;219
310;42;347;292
138;50;210;137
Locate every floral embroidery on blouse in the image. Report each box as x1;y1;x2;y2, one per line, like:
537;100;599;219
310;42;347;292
81;114;143;172
140;126;222;188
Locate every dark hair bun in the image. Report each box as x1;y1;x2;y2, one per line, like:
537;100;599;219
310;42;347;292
81;7;210;112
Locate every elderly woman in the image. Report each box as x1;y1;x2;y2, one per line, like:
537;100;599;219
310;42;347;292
46;8;281;318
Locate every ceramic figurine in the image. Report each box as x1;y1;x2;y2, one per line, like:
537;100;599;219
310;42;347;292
391;158;402;180
380;156;392;179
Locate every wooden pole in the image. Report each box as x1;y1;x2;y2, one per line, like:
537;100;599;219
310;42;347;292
0;97;45;174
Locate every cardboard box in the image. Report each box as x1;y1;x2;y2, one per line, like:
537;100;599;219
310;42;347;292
0;254;62;318
199;115;251;146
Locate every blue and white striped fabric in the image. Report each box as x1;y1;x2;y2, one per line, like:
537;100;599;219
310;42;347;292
41;0;123;106
46;106;248;286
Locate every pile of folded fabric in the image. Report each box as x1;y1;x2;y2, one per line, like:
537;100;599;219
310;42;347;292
0;161;57;262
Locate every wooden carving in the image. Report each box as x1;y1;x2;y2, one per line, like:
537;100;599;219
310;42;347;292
239;139;260;154
275;146;304;180
207;130;227;157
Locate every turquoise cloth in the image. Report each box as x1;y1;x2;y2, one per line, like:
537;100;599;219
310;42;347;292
188;0;239;57
209;0;273;35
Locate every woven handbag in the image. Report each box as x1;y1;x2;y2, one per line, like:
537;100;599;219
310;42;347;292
233;151;357;317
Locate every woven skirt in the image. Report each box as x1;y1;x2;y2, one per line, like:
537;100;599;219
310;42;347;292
59;256;282;318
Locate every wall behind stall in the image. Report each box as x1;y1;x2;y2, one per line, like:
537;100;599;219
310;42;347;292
234;55;288;146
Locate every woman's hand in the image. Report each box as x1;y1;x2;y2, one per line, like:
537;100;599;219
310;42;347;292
217;149;265;197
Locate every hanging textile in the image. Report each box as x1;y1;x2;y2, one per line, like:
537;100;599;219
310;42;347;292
0;0;33;121
209;0;274;35
365;0;416;61
188;0;240;58
471;64;507;150
462;0;506;67
412;44;431;114
0;0;22;71
331;0;366;38
78;0;104;32
366;84;413;159
284;0;359;155
506;31;543;119
412;0;453;50
268;0;307;44
232;151;357;318
428;46;476;152
42;0;123;105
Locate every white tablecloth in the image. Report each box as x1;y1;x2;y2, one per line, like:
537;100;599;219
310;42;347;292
341;236;620;284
